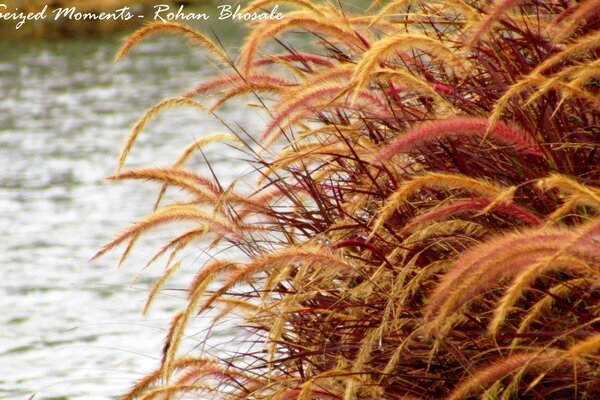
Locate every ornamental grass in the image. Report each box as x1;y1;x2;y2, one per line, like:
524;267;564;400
97;1;600;398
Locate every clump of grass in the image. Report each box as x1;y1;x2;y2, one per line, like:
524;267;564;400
98;1;599;399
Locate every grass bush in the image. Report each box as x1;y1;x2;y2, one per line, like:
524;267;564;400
97;0;600;398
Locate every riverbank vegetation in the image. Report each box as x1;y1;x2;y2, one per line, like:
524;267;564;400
98;0;600;398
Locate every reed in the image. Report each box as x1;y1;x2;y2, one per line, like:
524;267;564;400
99;1;600;398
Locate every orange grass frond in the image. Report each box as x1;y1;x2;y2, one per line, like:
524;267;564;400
235;187;288;218
110;167;219;190
551;81;600;111
370;0;480;30
115;22;229;64
429;249;575;335
402;259;451;304
161;311;187;382
568;59;600;89
143;261;183;316
160;266;234;384
371;172;512;236
102;1;600;398
110;168;220;202
275;64;354;112
402;198;541;233
255;51;336;68
525;334;600;394
488;73;546;126
546;196;584;222
520;59;600;109
212;297;261;322
369;68;451;105
184;72;293;98
138;384;213;400
122;357;215;400
369;0;385;11
466;0;525;45
261;84;352;145
173;134;241;169
430;219;599;336
153;134;241;209
382;327;424;377
188;260;241;301
489;217;600;335
423;228;575;328
239;11;360;75
174;365;257;390
117;232;141;268
117;97;208;172
269;142;372;173
351;34;462;102
144;227;207;270
183;74;242;98
447;352;555;400
511;278;592;349
209;82;289;112
489;256;600;335
565;333;600;358
91;205;236;261
200;247;352;313
533;29;600;75
492;56;600;124
349;325;386;387
350;15;402;35
553;0;600;43
538;174;600;210
403;219;486;247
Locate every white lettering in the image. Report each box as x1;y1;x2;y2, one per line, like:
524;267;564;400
153;5;209;22
52;6;133;22
52;7;75;20
218;4;284;21
0;4;48;30
153;4;169;22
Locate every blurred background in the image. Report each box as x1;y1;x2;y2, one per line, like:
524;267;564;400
0;1;262;399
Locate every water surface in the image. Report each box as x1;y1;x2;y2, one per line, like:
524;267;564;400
0;26;257;399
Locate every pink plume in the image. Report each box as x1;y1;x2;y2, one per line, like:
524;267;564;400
376;117;542;162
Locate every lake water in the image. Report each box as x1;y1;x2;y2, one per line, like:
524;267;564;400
0;25;259;399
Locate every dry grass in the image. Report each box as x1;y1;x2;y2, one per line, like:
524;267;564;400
99;1;600;398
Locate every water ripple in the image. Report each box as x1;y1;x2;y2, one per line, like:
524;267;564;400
1;32;254;399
